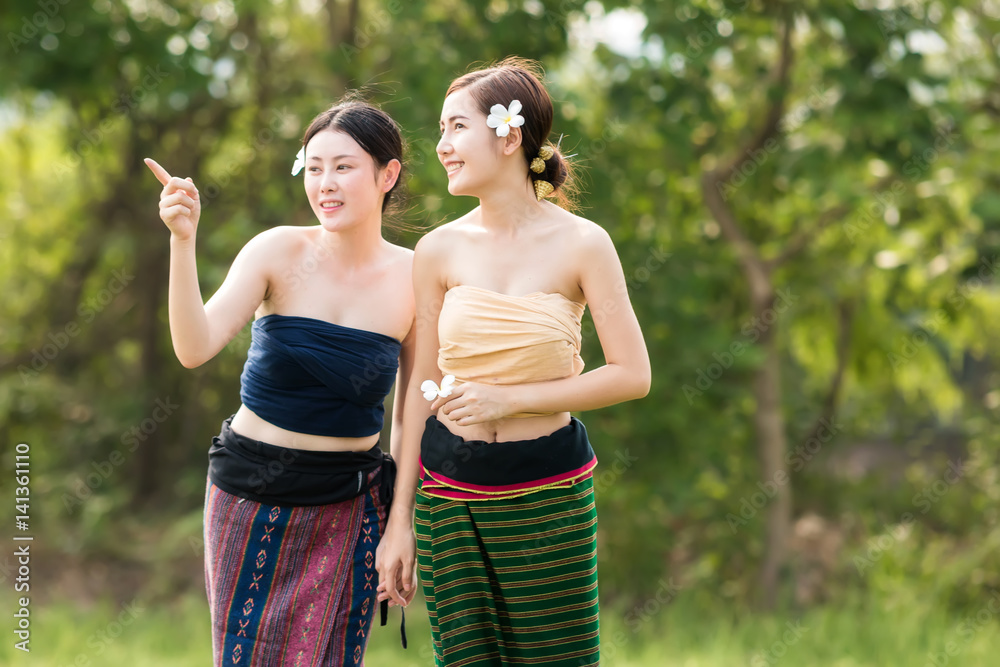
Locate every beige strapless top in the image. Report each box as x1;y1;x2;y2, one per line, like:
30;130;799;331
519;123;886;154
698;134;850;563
437;285;585;418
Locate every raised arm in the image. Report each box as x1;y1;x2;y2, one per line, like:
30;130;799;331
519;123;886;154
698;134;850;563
145;158;269;368
432;224;651;423
376;230;449;607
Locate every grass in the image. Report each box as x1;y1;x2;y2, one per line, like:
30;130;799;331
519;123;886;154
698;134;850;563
2;592;999;666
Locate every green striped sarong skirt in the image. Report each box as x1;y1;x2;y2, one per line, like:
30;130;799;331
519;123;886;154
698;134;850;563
414;415;601;666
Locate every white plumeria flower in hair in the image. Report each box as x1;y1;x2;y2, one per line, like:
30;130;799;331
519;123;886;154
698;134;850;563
486;100;524;137
421;375;456;401
291;147;305;176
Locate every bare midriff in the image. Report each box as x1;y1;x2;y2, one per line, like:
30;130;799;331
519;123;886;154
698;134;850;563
230;404;379;452
436;408;571;444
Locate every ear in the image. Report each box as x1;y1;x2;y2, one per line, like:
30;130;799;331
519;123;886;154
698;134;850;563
502;126;523;156
380;158;402;192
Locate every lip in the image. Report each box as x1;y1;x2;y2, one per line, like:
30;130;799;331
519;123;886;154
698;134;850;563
317;200;344;213
443;161;464;178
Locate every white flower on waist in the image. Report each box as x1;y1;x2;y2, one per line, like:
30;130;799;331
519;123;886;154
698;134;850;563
291;147;305;176
486;100;524;137
421;375;456;401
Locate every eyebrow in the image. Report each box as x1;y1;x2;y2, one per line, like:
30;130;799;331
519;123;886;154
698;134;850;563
308;154;358;161
441;115;470;124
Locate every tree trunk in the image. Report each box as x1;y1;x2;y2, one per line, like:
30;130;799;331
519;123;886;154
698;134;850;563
126;130;170;504
327;0;360;91
133;233;168;504
752;303;790;609
699;14;796;608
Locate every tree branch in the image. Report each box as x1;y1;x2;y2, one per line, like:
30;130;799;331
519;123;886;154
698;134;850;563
973;99;1000;118
701;14;795;306
765;203;851;270
801;299;854;448
701;172;772;305
714;15;794;184
765;174;898;270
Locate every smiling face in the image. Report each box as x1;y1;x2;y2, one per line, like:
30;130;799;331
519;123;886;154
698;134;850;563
303;129;391;232
437;88;505;198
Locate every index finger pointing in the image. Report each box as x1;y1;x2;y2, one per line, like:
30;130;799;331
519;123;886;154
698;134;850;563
144;158;172;186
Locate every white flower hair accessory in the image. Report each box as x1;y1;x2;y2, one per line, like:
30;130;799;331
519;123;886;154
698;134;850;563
486;100;524;137
291;147;305;176
421;375;456;401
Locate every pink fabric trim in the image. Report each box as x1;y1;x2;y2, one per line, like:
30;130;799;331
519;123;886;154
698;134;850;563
417;456;598;502
418;477;590;501
423;456;596;493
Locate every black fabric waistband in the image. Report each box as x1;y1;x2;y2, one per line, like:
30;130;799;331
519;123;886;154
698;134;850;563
419;415;595;487
208;417;395;508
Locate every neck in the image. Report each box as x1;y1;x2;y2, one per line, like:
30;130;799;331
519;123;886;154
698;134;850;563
316;213;385;267
476;177;544;234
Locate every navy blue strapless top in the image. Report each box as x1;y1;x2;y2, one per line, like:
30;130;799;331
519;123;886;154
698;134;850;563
240;314;401;438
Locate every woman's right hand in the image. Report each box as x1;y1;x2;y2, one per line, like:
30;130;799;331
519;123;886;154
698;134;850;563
144;158;201;241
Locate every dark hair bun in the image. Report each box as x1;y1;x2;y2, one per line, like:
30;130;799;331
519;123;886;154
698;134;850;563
530;145;569;191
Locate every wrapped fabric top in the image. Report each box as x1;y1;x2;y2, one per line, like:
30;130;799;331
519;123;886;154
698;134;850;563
437;285;585;417
240;314;401;437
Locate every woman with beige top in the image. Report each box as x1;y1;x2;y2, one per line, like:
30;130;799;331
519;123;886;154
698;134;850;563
376;58;651;666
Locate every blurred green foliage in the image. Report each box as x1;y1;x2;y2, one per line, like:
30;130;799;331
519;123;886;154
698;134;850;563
4;588;1000;666
1;0;999;625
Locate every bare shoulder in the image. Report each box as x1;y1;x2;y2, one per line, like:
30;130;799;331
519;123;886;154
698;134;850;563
242;225;308;260
414;211;477;258
383;239;415;262
382;240;415;280
552;208;616;256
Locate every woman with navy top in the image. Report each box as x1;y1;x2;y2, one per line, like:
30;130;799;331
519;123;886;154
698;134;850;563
145;98;414;666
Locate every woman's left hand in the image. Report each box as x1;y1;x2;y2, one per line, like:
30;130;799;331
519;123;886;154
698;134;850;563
431;382;514;425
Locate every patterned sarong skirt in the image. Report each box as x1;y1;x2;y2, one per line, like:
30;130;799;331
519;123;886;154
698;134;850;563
415;416;601;666
203;417;391;666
